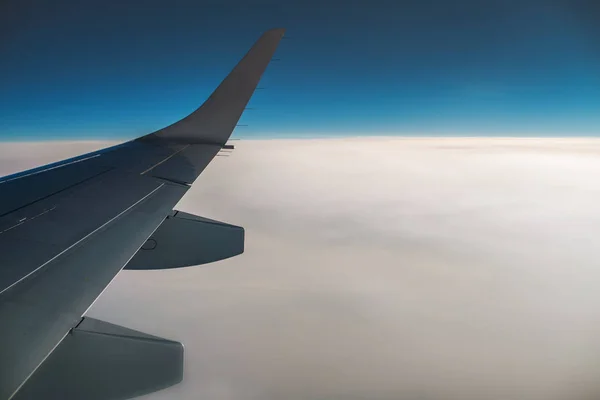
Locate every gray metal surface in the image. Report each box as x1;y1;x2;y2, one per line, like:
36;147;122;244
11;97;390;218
0;179;186;399
13;317;183;400
0;28;285;399
148;28;285;145
150;144;222;184
125;210;244;270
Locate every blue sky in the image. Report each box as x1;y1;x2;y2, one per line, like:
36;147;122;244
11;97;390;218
1;0;599;140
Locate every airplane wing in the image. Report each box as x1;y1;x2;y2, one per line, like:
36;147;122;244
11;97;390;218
0;28;285;400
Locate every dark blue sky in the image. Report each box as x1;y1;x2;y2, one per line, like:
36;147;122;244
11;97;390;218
1;0;599;140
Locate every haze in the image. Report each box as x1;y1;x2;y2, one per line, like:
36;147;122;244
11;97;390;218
3;137;600;400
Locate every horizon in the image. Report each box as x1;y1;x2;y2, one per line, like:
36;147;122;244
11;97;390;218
4;131;600;143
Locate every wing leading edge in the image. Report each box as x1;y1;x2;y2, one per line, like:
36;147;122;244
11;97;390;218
0;28;285;400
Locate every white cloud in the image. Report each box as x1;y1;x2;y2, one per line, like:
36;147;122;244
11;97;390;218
4;137;600;399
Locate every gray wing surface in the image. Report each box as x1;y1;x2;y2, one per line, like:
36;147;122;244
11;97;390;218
0;28;285;400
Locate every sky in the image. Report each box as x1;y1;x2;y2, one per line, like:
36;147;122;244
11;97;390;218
1;0;600;140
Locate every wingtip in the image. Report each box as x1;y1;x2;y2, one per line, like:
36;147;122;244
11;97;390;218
265;27;286;37
144;27;286;146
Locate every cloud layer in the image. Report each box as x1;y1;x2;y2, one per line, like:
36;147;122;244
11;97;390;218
4;138;600;399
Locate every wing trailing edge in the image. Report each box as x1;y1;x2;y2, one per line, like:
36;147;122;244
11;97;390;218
13;318;183;400
125;210;244;270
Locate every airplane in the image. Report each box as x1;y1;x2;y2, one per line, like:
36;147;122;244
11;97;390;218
0;28;285;399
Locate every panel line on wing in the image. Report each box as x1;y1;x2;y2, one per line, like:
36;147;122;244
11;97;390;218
0;184;165;297
0;167;114;219
0;207;57;235
0;154;102;185
140;145;190;175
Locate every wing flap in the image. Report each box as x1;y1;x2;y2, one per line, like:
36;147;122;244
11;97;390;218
13;318;183;400
125;210;244;270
